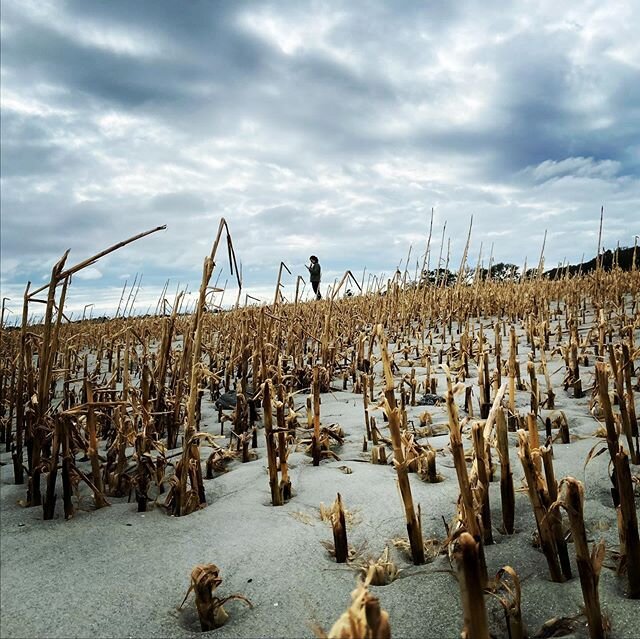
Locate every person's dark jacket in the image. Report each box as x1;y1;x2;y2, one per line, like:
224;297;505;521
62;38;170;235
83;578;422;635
309;262;321;282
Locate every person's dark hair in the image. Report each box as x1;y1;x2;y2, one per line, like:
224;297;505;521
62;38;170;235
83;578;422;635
309;255;318;262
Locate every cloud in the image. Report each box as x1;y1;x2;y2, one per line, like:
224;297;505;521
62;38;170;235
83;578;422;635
75;267;103;281
1;0;639;316
523;157;622;182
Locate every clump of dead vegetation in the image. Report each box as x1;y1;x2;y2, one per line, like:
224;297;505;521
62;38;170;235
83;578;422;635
1;213;639;638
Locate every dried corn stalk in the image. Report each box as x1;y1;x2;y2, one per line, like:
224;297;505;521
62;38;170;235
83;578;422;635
331;493;349;563
489;566;525;639
323;572;391;639
379;325;424;565
180;563;252;631
517;430;568;583
555;479;606;639
392;536;442;563
444;366;487;583
454;532;489;639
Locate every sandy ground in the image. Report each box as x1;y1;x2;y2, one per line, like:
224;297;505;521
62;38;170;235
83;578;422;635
1;325;639;638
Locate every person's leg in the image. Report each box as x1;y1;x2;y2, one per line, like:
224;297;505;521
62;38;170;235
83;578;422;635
312;281;321;299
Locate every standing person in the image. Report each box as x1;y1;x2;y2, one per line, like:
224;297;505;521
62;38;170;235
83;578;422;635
306;255;322;300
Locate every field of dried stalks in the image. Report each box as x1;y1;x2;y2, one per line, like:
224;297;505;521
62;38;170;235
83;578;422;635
0;222;639;638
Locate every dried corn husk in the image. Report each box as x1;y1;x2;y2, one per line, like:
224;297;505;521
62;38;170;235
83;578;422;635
180;563;252;631
325;573;391;639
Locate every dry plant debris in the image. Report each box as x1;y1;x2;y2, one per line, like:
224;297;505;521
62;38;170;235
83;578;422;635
180;563;252;631
1;216;639;638
320;572;391;639
353;547;401;585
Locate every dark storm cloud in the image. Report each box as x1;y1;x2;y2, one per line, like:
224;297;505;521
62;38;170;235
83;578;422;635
1;0;639;315
1;111;77;177
1;140;64;177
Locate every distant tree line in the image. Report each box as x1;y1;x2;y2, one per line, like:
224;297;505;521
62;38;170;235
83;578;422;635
418;245;639;287
544;245;639;279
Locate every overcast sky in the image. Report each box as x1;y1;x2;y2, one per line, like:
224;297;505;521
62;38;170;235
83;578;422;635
1;0;639;319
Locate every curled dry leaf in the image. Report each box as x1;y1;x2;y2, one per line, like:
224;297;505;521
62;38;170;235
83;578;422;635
181;563;252;632
487;566;526;639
